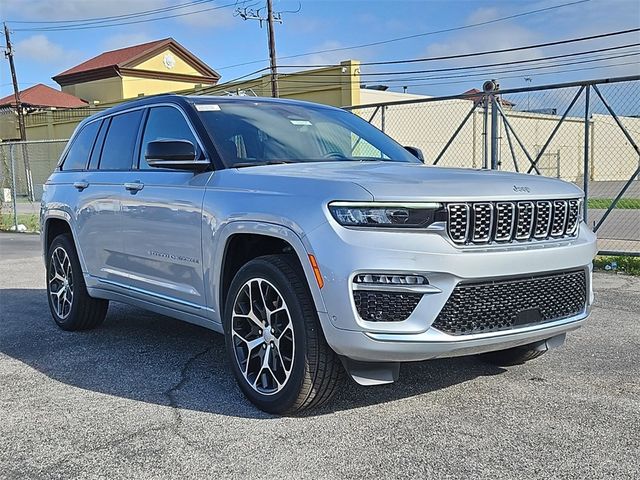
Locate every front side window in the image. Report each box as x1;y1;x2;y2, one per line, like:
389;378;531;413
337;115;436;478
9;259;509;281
139;106;198;169
196;102;418;167
62;120;100;171
99;110;143;170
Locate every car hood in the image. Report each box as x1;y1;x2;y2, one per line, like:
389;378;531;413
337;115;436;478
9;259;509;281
235;161;583;201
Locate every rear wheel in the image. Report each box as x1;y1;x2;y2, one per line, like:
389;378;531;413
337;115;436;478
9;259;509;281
46;234;108;331
224;255;342;414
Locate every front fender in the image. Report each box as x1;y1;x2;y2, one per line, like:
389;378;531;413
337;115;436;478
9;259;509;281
206;220;329;326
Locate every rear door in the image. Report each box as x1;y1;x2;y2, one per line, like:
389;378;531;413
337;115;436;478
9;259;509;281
77;109;143;284
52;119;113;278
118;105;211;310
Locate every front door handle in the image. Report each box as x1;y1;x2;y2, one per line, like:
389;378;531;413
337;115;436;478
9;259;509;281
124;181;144;193
73;181;89;191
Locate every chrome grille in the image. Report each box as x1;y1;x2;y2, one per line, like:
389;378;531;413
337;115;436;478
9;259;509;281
446;199;581;245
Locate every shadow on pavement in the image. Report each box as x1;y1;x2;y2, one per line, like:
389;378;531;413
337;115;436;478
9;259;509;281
0;288;505;418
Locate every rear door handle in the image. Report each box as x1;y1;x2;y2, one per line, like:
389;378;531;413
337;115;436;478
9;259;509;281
73;181;89;191
124;181;144;193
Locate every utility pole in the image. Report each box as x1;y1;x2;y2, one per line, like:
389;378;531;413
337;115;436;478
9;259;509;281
236;1;288;98
4;23;27;142
266;0;279;97
524;77;532;111
3;22;33;200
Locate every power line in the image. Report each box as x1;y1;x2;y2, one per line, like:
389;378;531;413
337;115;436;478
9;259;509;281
277;28;640;71
216;0;592;70
277;51;640;86
386;60;640;90
5;0;216;25
276;42;640;79
235;0;286;97
13;1;241;32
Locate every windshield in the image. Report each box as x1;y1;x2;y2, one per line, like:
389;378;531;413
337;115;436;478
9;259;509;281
196;101;419;167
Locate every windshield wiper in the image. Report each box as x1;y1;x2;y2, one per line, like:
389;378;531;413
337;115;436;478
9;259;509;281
233;160;295;168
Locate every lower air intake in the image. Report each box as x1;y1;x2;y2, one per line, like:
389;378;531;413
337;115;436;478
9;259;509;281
433;269;587;335
353;291;422;322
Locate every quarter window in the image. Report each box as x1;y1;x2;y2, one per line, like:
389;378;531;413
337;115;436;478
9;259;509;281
139;106;197;169
62;121;100;171
99;110;143;170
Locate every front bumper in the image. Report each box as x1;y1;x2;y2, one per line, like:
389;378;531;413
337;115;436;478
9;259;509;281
306;221;596;362
319;309;588;362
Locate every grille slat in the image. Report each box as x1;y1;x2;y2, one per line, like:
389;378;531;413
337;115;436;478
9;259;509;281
472;203;493;243
446;198;580;245
551;200;569;236
433;270;587;335
566;199;580;234
515;201;534;240
534;201;552;238
495;202;516;242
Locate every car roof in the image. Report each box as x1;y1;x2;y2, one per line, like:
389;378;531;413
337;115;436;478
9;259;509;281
85;93;341;121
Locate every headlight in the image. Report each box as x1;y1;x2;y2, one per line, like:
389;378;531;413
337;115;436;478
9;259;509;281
328;202;445;228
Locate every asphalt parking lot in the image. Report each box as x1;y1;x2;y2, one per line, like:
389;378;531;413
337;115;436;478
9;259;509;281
1;233;638;479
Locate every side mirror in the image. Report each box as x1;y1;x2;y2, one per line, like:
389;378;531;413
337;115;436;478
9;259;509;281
145;140;208;170
404;146;425;163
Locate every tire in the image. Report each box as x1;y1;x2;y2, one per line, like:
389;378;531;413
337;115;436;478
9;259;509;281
46;233;109;331
223;254;342;414
480;344;547;367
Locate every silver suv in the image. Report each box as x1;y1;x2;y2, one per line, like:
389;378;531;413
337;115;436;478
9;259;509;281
41;95;597;413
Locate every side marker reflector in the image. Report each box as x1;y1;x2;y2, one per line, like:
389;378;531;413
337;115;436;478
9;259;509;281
308;254;324;289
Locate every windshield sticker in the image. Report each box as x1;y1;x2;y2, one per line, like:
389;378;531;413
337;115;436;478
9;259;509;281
196;104;221;111
290;119;312;125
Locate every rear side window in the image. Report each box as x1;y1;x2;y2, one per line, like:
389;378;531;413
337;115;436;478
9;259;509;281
139;106;197;169
99;110;143;170
62;121;100;171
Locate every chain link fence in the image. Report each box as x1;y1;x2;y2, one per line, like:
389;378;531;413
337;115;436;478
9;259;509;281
347;76;640;256
1;76;638;255
0;139;67;231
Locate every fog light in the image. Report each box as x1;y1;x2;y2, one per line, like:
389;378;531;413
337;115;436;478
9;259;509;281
354;274;428;285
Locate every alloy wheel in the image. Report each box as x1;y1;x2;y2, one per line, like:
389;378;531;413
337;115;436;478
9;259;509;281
231;278;295;395
48;246;74;319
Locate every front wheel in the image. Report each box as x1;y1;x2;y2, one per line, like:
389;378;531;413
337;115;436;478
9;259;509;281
223;255;342;414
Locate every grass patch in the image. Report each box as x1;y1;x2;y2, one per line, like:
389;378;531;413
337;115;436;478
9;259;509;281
593;255;640;276
588;198;640;209
0;213;39;232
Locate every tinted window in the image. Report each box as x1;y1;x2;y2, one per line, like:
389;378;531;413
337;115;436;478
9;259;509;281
62;121;100;170
99;110;143;170
88;119;107;170
139;106;197;169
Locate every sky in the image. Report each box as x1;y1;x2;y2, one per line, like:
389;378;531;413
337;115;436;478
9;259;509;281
1;0;639;103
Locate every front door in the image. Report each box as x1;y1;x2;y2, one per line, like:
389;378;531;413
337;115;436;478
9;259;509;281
119;105;210;309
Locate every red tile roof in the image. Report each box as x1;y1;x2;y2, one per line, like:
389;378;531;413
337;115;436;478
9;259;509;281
0;83;88;108
55;38;170;78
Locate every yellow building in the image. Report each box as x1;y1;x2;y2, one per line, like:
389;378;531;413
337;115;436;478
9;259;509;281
52;38;220;104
